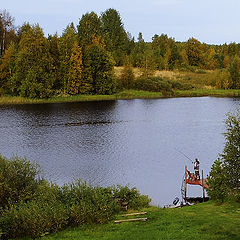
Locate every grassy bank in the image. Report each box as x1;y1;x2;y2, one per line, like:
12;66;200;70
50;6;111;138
174;89;240;97
18;201;240;240
0;89;240;106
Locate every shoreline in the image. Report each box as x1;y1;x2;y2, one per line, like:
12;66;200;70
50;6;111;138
0;89;240;106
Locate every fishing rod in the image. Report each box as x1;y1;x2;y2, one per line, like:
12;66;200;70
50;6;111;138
174;148;194;164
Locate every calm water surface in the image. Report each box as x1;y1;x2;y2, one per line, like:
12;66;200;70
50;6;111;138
0;97;239;206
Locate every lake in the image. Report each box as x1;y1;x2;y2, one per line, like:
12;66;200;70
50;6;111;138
0;97;239;206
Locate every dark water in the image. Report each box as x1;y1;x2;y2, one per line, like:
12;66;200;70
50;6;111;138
0;97;239;206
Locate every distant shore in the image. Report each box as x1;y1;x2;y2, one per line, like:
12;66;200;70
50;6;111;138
0;89;240;106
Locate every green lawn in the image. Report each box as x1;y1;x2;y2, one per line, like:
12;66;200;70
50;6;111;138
17;201;240;240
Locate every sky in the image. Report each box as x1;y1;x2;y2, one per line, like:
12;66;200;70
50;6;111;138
2;0;240;44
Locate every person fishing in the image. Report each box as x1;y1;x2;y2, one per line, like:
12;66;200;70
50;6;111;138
194;158;200;180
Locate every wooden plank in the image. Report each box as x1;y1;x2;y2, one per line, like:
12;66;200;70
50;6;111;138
121;212;147;217
114;218;147;223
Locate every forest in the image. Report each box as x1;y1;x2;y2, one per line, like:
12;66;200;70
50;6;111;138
1;8;240;98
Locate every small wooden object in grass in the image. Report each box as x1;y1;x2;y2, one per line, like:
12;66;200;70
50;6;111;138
121;212;147;217
114;218;147;223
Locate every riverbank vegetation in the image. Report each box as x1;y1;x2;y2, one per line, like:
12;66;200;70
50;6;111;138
0;155;150;239
1;9;240;102
1;88;240;105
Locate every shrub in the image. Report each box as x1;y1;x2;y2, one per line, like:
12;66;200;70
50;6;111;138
0;155;42;209
1;199;69;239
0;156;151;239
133;77;172;92
118;65;135;90
170;80;194;90
112;185;151;210
210;69;232;89
60;181;119;225
0;182;69;239
133;76;193;93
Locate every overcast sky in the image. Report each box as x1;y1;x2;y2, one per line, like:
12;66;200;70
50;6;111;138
2;0;240;44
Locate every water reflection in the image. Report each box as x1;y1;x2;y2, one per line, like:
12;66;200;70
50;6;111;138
0;97;239;206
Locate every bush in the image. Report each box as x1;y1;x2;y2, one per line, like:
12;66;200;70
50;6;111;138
118;65;135;90
112;185;151;210
209;69;232;89
133;76;193;93
1;199;69;239
133;77;172;92
0;157;151;239
0;155;42;209
61;181;120;225
0;182;68;239
170;80;194;90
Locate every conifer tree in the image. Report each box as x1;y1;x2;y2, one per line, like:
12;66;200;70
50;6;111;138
12;24;54;98
77;12;103;49
49;33;60;91
229;56;240;89
58;24;77;93
101;8;128;65
0;42;16;93
68;42;87;94
84;43;115;95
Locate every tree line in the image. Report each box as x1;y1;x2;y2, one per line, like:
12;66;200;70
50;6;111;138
0;8;240;98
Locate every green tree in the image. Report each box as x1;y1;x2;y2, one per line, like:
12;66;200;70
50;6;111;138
0;42;16;93
131;32;146;68
229;56;240;89
186;37;203;67
77;12;103;49
139;51;155;78
101;8;128;65
84;44;115;94
207;159;228;202
208;110;240;202
12;24;55;98
151;34;176;70
58;24;77;93
168;42;180;70
49;33;60;91
119;63;135;89
222;110;240;192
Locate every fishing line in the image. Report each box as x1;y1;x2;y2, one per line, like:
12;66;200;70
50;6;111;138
174;148;194;164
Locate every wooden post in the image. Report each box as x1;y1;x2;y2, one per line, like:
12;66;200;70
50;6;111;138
202;169;205;202
185;165;187;202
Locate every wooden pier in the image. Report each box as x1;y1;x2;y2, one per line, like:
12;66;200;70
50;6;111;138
183;165;209;202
